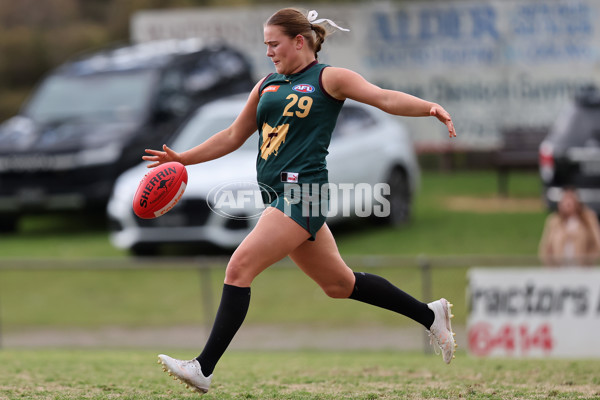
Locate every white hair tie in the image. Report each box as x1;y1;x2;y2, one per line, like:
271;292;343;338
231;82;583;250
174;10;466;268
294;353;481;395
307;10;350;32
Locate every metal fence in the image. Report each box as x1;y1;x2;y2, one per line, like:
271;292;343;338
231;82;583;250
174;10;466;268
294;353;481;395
0;255;546;351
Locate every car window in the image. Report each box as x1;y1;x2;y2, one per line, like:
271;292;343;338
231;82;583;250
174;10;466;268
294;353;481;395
182;52;237;93
171;50;247;95
159;69;183;92
332;105;377;140
549;103;600;146
171;108;258;153
25;70;156;124
161;54;216;94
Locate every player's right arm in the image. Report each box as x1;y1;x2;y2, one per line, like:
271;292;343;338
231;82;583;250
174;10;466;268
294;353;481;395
143;78;265;168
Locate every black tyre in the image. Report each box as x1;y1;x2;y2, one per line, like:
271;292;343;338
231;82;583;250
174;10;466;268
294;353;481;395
0;214;19;233
379;168;411;226
130;243;160;257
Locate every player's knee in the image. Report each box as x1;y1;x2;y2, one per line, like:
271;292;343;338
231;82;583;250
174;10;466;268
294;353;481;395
321;280;354;299
224;252;254;286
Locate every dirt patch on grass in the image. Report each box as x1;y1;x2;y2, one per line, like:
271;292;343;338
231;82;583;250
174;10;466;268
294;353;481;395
444;196;545;213
3;324;467;350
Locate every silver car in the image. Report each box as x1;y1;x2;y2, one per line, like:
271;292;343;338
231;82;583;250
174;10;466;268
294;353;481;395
107;94;420;255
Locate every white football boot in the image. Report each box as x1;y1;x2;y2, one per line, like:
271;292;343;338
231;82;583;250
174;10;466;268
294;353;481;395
157;354;212;394
426;298;457;364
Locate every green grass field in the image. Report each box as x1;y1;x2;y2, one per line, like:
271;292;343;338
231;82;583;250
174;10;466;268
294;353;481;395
0;264;469;330
1;350;599;399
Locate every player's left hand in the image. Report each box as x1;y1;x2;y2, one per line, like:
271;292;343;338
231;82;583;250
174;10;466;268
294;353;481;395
430;105;456;138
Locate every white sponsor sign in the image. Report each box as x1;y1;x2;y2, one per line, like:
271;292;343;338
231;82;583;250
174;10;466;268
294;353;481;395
468;268;600;358
131;0;600;151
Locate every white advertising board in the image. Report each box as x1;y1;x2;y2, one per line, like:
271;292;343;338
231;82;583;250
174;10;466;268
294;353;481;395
131;1;600;151
468;268;600;358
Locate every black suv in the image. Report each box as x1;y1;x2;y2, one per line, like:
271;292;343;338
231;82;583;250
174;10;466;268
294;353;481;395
0;40;253;231
539;85;600;214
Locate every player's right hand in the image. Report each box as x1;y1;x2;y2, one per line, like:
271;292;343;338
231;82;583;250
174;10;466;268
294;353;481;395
143;144;182;168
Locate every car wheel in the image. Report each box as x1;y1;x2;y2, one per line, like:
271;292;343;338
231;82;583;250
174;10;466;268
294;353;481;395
0;214;19;233
130;243;160;257
379;167;411;226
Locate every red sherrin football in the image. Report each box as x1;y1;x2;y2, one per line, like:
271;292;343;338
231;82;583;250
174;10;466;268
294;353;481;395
132;161;188;219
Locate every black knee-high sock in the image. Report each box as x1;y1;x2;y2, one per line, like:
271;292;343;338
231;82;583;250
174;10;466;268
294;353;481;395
196;284;250;376
349;272;434;329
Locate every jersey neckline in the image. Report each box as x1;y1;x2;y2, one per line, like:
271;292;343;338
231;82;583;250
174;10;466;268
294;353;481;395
284;60;318;79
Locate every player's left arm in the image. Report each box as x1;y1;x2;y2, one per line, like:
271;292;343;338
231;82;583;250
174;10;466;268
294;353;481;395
321;67;456;138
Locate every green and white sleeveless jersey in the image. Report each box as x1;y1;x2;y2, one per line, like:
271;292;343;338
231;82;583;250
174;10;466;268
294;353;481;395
256;61;344;196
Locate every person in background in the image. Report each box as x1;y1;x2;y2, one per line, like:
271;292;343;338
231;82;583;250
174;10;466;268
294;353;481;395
539;187;600;266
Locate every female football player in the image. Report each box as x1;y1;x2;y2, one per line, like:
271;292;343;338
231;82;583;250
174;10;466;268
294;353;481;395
144;8;457;394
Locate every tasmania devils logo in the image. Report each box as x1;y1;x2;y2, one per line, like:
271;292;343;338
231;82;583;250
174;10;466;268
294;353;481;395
292;84;315;93
260;122;289;160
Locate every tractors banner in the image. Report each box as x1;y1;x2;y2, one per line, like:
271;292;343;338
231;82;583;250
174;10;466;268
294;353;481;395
468;268;600;358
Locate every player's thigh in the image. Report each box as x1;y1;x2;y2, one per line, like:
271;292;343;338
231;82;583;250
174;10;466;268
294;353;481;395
225;207;311;286
288;224;355;298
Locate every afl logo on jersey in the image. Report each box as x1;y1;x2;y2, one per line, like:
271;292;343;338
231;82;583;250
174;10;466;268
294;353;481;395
292;84;315;93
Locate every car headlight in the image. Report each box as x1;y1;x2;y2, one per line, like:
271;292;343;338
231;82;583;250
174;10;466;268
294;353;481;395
77;143;121;167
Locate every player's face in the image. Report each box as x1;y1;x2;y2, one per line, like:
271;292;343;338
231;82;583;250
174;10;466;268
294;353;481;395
264;25;300;75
